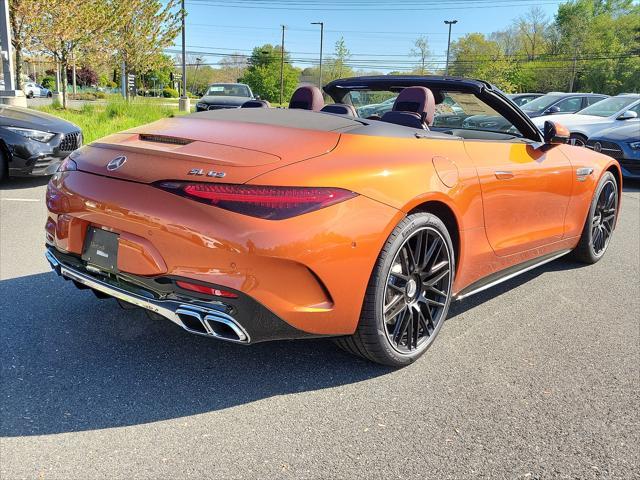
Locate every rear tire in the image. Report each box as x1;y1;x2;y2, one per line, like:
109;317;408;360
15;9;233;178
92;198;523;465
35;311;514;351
572;171;618;264
335;212;455;367
0;149;7;183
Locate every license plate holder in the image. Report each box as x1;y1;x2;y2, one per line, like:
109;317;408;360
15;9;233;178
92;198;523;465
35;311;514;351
82;227;119;273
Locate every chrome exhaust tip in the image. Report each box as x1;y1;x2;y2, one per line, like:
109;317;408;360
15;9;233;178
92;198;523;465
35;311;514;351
175;307;249;343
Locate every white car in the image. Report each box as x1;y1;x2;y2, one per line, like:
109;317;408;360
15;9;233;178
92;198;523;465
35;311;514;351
532;94;640;146
24;82;53;99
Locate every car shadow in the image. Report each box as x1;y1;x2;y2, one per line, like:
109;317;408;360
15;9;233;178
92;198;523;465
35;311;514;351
0;176;50;190
448;256;588;317
0;272;394;437
0;252;612;438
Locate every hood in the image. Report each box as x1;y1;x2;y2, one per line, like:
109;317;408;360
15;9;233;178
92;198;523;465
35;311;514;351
198;96;251;106
0;105;80;133
72;114;341;184
590;123;640;141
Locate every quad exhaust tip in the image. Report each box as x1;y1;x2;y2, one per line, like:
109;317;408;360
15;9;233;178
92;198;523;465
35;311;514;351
176;308;249;343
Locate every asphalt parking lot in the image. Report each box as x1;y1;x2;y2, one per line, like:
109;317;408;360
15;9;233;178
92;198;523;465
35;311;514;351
1;177;638;479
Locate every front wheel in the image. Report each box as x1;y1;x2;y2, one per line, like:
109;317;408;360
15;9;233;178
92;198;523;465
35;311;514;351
569;133;587;147
572;171;619;264
334;212;455;367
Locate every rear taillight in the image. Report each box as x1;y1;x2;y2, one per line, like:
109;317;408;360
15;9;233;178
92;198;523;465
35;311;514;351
157;182;357;220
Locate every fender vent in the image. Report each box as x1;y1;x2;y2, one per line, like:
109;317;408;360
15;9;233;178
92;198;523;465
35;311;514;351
139;134;193;146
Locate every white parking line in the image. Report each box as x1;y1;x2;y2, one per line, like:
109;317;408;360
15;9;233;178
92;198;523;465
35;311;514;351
0;198;41;202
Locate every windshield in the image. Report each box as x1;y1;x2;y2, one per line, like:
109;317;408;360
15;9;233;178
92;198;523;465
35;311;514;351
205;84;251;97
521;95;563;113
346;89;520;136
577;96;639;117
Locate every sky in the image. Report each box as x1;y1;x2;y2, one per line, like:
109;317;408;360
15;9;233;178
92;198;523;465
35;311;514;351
175;0;563;72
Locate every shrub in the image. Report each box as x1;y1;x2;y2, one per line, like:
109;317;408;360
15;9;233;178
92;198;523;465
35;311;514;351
162;87;179;98
41;76;56;90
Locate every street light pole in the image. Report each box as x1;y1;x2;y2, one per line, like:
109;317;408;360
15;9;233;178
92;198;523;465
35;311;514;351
311;22;324;88
279;25;285;105
179;0;189;111
444;19;458;76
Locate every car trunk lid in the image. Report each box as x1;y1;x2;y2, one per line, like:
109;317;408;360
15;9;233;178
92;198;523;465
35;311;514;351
74;116;341;185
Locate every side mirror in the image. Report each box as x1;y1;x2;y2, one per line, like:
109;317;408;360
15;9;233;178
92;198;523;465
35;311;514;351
545;105;561;115
617;110;638;120
543;120;570;145
255;95;261;100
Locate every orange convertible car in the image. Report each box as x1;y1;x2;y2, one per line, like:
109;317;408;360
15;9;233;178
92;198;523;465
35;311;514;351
45;76;621;366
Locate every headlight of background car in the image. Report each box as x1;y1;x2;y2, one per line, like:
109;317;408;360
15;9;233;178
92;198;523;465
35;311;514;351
628;141;640;150
5;127;55;143
197;102;207;109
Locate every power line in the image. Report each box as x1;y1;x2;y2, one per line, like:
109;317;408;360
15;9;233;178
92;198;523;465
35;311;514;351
186;0;562;11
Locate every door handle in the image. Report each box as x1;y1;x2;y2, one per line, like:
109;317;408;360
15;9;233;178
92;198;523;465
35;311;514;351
495;171;514;180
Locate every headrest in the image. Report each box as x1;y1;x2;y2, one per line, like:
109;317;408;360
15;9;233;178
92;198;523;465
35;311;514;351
289;86;324;111
320;104;357;116
393;86;436;125
241;100;271;108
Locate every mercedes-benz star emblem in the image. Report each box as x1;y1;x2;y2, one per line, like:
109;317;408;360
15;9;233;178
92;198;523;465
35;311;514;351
107;155;127;171
593;142;602;153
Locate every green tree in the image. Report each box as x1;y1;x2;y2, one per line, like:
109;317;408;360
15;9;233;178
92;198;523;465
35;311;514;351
31;0;116;107
450;33;518;91
240;45;301;103
8;0;45;89
328;37;352;81
112;0;181;98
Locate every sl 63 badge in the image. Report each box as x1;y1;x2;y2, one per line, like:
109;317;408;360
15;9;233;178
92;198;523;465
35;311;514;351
187;168;226;178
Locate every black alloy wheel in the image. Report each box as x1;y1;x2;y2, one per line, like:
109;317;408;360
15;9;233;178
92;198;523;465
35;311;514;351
590;178;617;257
334;212;455;367
383;227;452;354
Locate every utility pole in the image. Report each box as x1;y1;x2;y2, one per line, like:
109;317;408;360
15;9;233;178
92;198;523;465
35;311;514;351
280;25;285;106
569;48;578;93
444;19;458;76
0;0;26;106
191;57;202;94
179;0;189;111
311;22;324;88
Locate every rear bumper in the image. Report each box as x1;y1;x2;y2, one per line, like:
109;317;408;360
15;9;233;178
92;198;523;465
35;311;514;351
45;247;317;343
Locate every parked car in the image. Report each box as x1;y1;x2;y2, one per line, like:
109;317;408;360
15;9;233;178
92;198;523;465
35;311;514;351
532;94;640;146
24;82;53;98
586;124;640;179
0;105;82;180
521;92;608;118
195;83;254;111
507;93;544;107
356;96;397;118
45;75;621;367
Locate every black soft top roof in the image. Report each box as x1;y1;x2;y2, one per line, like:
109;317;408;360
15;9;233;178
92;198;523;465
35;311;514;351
324;75;494;102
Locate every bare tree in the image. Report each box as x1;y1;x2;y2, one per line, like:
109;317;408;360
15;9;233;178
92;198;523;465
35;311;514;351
517;7;549;60
410;36;430;74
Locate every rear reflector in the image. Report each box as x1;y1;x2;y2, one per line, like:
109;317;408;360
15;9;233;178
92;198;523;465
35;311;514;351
176;280;238;298
157;182;357;220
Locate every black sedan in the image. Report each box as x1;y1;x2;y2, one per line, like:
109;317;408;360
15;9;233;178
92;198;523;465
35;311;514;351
586;124;640;179
0;105;82;180
195;83;255;112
